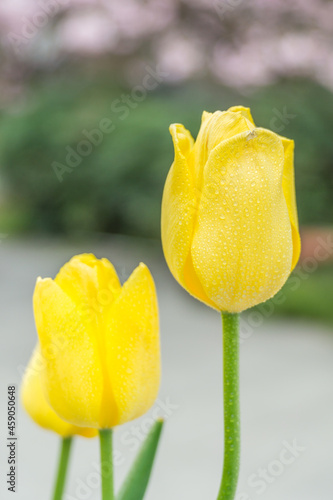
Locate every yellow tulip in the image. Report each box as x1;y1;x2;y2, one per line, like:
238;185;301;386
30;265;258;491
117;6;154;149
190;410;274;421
33;254;160;429
21;346;96;438
161;106;300;313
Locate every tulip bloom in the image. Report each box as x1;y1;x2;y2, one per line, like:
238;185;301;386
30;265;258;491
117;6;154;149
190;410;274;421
161;106;300;312
34;254;160;429
21;346;96;438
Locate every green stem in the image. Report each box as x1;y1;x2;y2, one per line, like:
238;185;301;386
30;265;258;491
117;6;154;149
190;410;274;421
52;437;73;500
99;429;114;500
217;312;240;500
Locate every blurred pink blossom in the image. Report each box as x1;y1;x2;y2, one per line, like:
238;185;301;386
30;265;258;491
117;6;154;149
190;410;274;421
57;11;118;54
1;0;333;91
155;32;205;82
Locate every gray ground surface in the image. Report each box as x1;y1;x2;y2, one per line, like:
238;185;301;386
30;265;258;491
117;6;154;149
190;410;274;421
1;237;333;500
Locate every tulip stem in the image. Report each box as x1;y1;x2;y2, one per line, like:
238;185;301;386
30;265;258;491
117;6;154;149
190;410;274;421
217;312;240;500
52;437;73;500
99;429;114;500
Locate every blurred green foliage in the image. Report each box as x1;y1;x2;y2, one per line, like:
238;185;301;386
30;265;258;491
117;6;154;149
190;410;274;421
260;263;333;327
0;77;332;237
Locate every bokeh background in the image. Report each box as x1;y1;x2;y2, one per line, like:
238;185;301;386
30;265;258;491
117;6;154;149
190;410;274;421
1;0;333;499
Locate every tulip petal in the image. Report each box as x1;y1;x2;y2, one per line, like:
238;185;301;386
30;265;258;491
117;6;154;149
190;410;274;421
55;254;121;317
21;347;96;437
228;106;255;125
279;136;301;270
191;128;293;312
34;277;117;428
105;264;160;426
194;111;254;181
161;125;216;307
180;111;255;309
54;255;123;426
161;124;196;284
201;111;212;124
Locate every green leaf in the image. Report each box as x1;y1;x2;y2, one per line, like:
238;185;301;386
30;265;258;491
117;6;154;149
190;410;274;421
117;419;164;500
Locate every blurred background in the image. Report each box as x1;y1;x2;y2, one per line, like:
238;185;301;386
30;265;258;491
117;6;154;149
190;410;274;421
1;0;333;499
